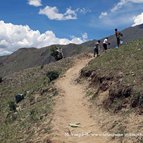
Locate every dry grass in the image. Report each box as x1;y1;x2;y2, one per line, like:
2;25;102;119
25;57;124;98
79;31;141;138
81;39;143;143
0;58;73;143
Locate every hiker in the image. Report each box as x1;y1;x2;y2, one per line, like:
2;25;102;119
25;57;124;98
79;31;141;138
55;47;64;60
115;28;123;48
50;46;63;61
58;47;64;58
103;37;110;51
94;40;100;57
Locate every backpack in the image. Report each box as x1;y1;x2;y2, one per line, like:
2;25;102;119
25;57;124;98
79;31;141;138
116;32;123;38
119;32;123;37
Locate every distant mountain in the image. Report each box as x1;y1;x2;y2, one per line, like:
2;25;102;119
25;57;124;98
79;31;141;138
101;24;143;49
0;24;143;77
82;24;143;49
0;44;91;77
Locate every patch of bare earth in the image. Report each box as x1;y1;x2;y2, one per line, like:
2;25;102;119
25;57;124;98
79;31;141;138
48;54;112;143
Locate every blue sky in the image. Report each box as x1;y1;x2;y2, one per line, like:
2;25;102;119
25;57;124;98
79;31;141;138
0;0;143;55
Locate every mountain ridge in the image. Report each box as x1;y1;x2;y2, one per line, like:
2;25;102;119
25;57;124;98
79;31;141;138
0;24;143;77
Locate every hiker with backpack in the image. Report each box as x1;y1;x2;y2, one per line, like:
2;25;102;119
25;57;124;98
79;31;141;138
103;37;110;51
56;47;64;60
94;40;100;57
115;28;123;48
50;46;64;61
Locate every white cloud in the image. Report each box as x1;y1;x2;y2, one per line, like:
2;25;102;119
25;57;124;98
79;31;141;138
96;0;143;28
111;0;127;12
0;48;12;56
76;8;91;14
91;12;134;29
101;14;133;27
132;12;143;26
111;0;143;12
0;21;88;55
39;6;77;20
129;0;143;3
99;12;108;19
82;33;88;40
70;33;88;43
28;0;42;7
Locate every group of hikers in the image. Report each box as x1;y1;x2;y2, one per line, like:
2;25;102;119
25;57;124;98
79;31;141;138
51;28;123;60
93;28;123;57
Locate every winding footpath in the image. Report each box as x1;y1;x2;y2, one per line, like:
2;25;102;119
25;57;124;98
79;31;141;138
50;55;110;143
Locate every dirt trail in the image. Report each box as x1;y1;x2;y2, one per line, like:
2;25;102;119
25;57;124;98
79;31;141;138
50;55;110;143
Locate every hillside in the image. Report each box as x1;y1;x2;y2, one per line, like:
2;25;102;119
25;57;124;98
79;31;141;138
0;24;143;77
0;44;90;77
0;57;73;143
105;24;143;49
81;39;143;143
1;38;143;143
81;24;143;49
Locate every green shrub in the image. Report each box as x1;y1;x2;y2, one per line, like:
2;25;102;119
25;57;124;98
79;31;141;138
5;112;17;123
8;101;16;112
46;71;60;82
0;77;3;83
29;109;39;121
40;64;44;69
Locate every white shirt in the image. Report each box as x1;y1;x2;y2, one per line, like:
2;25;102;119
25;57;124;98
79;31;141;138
103;38;108;44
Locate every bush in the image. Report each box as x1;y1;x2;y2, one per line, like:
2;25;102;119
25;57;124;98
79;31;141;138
131;92;143;108
0;77;3;83
30;109;39;121
40;64;44;69
46;71;60;82
8;101;16;112
5;112;17;123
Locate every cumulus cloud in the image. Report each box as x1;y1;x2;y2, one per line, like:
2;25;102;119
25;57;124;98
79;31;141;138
0;21;88;55
0;48;12;56
28;0;42;7
99;12;108;19
132;12;143;26
76;8;91;14
70;33;88;43
96;0;143;28
39;6;77;20
111;0;143;12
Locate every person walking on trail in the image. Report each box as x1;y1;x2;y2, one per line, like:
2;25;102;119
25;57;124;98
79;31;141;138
103;37;110;51
56;47;64;59
115;28;123;48
51;46;64;61
94;40;100;57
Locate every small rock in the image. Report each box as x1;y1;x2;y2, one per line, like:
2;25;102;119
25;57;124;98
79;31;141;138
117;71;124;78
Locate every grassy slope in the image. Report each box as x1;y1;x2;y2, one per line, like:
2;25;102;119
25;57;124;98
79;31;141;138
81;39;143;142
83;39;143;92
0;58;72;143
